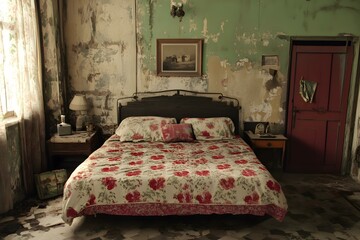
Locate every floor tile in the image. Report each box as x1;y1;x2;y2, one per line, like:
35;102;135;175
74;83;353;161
1;174;360;239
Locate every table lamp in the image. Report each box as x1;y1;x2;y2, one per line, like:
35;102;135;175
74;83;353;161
69;94;88;131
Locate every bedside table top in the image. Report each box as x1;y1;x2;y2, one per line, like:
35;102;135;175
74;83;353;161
245;131;287;141
50;131;97;143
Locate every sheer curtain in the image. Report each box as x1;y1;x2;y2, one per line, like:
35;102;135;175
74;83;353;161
0;0;46;201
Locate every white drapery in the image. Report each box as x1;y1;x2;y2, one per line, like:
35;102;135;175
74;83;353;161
0;0;46;212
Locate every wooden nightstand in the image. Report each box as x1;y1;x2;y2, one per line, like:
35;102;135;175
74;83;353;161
47;130;102;172
244;131;287;170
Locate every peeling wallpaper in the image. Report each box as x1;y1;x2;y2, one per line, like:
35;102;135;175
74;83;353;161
136;0;360;133
40;0;360;136
136;0;289;129
64;0;136;134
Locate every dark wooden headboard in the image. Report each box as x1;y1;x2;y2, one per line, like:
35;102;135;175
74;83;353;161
117;90;241;135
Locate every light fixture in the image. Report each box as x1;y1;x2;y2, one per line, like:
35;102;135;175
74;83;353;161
170;2;185;22
69;94;88;131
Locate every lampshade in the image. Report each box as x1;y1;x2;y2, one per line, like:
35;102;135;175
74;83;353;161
69;94;87;111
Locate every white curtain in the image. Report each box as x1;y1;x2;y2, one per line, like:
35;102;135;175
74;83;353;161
0;0;46;206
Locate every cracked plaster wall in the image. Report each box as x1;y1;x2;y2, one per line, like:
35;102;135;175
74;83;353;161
64;0;136;134
58;0;360;134
40;0;360;163
41;0;360;175
42;0;360;134
137;0;360;134
137;0;290;130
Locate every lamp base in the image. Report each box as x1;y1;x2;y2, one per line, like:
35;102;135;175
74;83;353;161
75;115;85;131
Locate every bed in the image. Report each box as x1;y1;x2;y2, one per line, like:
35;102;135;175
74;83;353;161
61;90;288;224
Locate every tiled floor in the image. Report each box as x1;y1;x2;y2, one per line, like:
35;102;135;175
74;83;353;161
1;174;360;240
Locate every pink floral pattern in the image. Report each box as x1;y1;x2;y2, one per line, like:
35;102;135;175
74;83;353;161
62;137;288;224
125;191;141;202
115;116;177;142
180;117;235;140
161;124;195;142
102;177;117;190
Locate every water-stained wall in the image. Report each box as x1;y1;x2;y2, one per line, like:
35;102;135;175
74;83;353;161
40;0;358;135
40;0;360;175
63;0;136;134
137;0;360;132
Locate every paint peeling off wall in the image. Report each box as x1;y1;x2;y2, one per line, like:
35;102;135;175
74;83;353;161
207;56;285;125
138;67;208;92
64;0;136;134
200;18;227;43
135;0;294;129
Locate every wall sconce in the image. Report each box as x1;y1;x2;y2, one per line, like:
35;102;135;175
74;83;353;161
170;3;185;22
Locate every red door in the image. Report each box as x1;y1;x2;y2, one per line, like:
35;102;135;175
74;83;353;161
286;44;354;173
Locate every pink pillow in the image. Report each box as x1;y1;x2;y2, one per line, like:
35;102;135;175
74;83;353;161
161;124;195;142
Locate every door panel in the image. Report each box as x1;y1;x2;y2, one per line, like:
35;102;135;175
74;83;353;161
289;119;326;172
286;44;353;173
329;54;346;112
324;121;340;169
292;52;331;111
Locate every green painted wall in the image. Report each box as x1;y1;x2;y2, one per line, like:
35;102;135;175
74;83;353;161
40;0;360;175
139;0;359;72
137;0;360;127
48;0;360;133
136;0;360;176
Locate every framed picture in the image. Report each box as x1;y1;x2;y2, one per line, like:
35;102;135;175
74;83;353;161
157;38;203;77
261;55;279;66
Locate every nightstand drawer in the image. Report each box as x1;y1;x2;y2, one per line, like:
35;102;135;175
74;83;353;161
49;142;92;155
252;140;285;149
244;131;287;171
47;130;102;171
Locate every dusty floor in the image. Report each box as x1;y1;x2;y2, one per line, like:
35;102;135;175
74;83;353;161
1;174;360;240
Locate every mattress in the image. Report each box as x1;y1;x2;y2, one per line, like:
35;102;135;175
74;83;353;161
62;135;287;224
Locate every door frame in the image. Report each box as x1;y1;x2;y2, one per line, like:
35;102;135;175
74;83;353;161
285;36;358;174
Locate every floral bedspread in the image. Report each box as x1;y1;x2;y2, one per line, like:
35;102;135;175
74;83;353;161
62;135;287;224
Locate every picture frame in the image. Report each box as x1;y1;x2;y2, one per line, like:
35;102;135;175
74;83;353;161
157;38;203;77
261;55;279;66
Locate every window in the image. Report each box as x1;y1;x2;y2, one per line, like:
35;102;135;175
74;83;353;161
0;1;18;120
